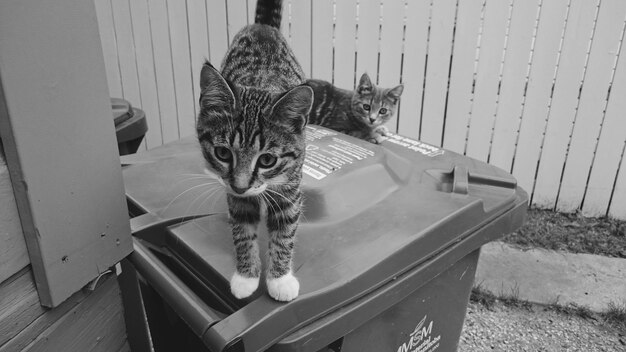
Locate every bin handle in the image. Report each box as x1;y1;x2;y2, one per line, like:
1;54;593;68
129;238;224;338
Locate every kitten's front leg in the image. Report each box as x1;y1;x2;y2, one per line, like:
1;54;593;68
368;126;389;144
375;125;390;136
265;188;302;301
227;195;262;299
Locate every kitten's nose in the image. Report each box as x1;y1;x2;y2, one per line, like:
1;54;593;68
231;185;250;195
369;117;376;123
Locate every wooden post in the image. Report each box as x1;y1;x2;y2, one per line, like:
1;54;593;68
0;0;132;307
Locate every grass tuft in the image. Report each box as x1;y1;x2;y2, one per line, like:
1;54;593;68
502;208;626;258
604;301;626;332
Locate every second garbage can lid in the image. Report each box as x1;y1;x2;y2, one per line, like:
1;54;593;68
111;97;133;126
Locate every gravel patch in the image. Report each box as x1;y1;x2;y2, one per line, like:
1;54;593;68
459;301;626;351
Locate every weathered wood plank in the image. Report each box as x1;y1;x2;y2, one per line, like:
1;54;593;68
290;0;312;77
148;0;180;144
355;0;381;84
0;145;28;284
111;0;142;108
441;0;483;153
378;0;406;134
465;0;510;162
94;0;122;98
420;0;456;146
247;0;255;24
0;269;42;348
0;0;132;307
609;148;626;219
227;0;248;44
489;0;539;171
512;0;569;196
129;0;164;149
167;0;196;139
206;0;228;65
22;276;127;352
311;0;334;81
0;269;88;352
557;0;626;212
582;24;626;217
334;0;358;89
398;0;432;139
532;0;599;208
187;0;210;121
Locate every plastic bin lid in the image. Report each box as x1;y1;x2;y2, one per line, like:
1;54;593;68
122;126;528;350
111;97;132;126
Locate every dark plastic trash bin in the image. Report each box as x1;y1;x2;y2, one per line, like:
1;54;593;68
121;125;527;352
111;97;148;155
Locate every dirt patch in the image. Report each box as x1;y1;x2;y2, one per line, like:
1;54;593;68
502;208;626;258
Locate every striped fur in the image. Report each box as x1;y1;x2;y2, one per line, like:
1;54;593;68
196;0;311;301
255;0;283;29
305;73;404;143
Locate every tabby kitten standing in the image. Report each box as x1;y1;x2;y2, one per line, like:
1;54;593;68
196;0;313;301
305;73;403;144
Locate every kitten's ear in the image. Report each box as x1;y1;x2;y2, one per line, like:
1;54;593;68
357;73;373;94
387;84;404;101
199;61;236;111
270;86;313;134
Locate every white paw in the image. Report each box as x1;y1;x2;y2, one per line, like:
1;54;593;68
267;272;300;302
376;126;390;136
230;272;259;299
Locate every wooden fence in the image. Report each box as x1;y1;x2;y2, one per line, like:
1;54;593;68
95;0;626;219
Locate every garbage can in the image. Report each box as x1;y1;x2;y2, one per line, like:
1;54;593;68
121;125;527;352
111;97;148;155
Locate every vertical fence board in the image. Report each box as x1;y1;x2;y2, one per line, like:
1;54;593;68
129;0;163;149
397;0;430;139
247;0;255;24
420;0;456;147
442;0;483;153
187;0;210;120
466;0;510;161
280;0;290;39
557;0;626;212
311;0;334;81
512;0;568;196
583;36;626;217
609;145;626;219
531;0;598;208
334;0;358;89
94;0;626;219
490;0;539;171
379;0;406;134
227;0;248;44
290;0;312;77
111;0;142;109
95;0;123;98
356;1;381;84
207;0;228;65
167;0;196;139
148;0;179;143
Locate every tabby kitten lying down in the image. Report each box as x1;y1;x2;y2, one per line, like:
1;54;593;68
305;73;404;143
196;0;312;301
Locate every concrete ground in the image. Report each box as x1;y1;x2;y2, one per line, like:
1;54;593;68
474;241;626;312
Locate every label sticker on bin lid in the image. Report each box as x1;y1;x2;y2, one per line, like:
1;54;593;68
303;126;375;180
383;133;444;157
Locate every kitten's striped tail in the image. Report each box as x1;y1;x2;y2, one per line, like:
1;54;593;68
255;0;282;29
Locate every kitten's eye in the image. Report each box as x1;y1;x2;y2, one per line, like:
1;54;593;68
257;153;277;168
379;108;388;114
214;147;232;162
363;104;371;111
